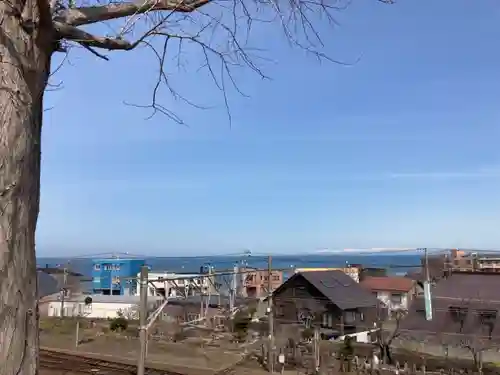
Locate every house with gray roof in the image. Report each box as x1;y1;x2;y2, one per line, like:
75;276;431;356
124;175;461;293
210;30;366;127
272;270;380;339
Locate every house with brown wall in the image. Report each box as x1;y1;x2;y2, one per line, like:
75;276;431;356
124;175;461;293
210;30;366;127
401;272;500;348
272;270;380;340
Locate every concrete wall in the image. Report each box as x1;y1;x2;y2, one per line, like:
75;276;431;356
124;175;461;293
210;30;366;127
45;301;137;319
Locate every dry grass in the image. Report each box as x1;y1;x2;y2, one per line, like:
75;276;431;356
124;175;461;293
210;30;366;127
39;317;247;372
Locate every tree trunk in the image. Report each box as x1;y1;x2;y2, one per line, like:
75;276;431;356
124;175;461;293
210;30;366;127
0;1;53;374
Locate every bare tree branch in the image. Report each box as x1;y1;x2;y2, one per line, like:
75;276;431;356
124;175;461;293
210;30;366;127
47;0;392;123
55;0;210;26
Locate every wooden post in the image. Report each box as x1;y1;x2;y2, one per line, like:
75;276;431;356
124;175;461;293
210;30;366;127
313;327;320;373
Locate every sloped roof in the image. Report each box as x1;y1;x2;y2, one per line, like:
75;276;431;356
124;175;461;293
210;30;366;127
287;270;379;310
360;276;415;293
401;273;500;344
432;272;500;301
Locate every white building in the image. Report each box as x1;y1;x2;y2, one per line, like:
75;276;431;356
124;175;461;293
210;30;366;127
137;271;214;298
39;293;164;319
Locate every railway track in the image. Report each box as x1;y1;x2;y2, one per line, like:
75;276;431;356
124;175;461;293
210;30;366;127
40;348;235;375
41;349;137;374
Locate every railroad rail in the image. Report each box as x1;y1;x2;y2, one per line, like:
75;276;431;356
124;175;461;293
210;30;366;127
41;349;137;374
40;348;237;375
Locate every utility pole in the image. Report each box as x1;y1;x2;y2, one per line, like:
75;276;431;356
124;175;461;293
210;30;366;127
267;255;274;373
137;266;148;375
421;248;433;321
75;320;80;349
200;285;205;319
230;263;238;314
60;267;68;318
424;247;430;282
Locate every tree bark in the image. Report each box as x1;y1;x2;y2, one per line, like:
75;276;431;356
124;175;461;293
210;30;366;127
0;1;53;374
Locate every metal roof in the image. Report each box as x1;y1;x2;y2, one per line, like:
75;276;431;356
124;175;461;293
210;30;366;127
277;270;379;310
360;276;416;292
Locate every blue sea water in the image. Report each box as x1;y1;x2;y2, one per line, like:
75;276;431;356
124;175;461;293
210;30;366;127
37;253;422;279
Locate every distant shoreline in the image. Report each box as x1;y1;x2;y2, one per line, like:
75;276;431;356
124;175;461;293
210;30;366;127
36;251;422;259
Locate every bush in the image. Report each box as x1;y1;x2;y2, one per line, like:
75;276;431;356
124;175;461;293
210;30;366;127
109;316;128;332
301;327;314;341
233;312;251;342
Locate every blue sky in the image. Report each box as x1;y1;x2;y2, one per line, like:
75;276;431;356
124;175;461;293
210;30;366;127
38;0;500;256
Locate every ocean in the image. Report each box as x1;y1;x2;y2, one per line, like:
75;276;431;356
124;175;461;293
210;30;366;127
37;253;422;279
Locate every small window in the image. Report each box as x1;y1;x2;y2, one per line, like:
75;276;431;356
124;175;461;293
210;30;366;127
479;309;497;339
115;264;121;271
94;264;101;270
449;306;468;332
390;293;402;304
479;309;497;323
187;313;200;322
344;311;356;324
272;275;280;281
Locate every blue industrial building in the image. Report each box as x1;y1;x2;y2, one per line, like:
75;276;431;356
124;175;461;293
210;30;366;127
91;257;146;295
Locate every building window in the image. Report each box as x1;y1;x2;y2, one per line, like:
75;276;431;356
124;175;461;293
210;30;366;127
187;313;200;322
321;312;333;327
322;313;328;326
103;263;112;271
344;311;356;324
94;264;101;270
479;309;497;339
449;306;468;332
272;275;280;281
390;293;402;304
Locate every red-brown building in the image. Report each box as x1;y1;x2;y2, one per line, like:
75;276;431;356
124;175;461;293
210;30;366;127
240;267;283;298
